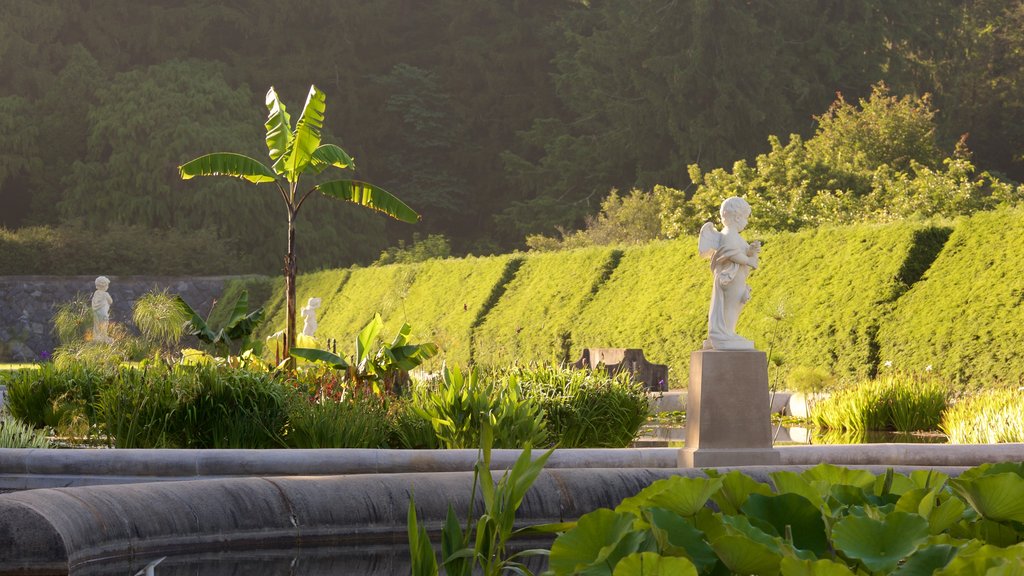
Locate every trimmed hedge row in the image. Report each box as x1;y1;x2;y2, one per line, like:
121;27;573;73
879;208;1024;386
251;210;1024;387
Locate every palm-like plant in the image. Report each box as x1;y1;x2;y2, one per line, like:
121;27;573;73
179;85;419;360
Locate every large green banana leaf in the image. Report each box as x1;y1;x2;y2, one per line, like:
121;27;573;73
310;144;354;173
317;179;420;223
264;87;292;167
178;152;277;184
281;85;326;180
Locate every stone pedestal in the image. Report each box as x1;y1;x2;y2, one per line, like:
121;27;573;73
679;349;781;467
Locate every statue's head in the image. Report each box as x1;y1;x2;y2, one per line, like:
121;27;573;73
94;276;110;290
307;297;321;308
720;197;751;230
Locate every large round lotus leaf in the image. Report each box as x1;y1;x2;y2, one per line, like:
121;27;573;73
611;552;698;576
831;511;929;573
646;508;718;572
710;534;782;576
707;469;773;515
779;557;857;576
958;462;1024;482
769;471;826;512
616;476;723;518
802;463;876;489
549;509;646;576
950;473;1024;523
742;493;829;556
892;544;958;575
933;543;1024;576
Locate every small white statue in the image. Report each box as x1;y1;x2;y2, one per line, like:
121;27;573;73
698;197;761;350
91;276;113;343
300;297;321;337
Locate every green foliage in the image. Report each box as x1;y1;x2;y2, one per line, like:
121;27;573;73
133;289;190;349
177;289;265;356
503;366;650;448
285;392;391;449
671;85;1024;237
543;463;1024;575
474;247;620;367
408;420;553;576
0;223;253;275
880;208;1024;386
525;188;663;252
385;255;518;368
375;233;452;265
812;373;949;433
413;365;545;449
0;416;51;449
1;363;105;429
942;389;1024;444
51;295;92;346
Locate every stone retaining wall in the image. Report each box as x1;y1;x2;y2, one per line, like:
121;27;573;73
0;276;248;361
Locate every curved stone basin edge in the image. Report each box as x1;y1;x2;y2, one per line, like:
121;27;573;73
0;465;973;575
0;444;1021;490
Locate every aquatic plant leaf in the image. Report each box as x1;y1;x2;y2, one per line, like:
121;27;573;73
707;469;773;515
950;473;1024;523
616;476;723;518
933;543;1024;576
742;493;829;556
612;552;698;576
802;463;876;489
770;471;826;513
646;508;718;572
831;511;929;572
779;557;857;576
892;544;958;576
548;509;644;576
709;534;782;576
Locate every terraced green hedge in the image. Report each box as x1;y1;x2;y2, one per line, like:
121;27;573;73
879;208;1024;386
570;240;709;383
474;247;621;367
381;255;520;368
740;222;950;382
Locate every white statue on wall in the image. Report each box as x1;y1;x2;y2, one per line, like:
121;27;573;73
300;297;321;337
91;276;113;343
698;197;760;350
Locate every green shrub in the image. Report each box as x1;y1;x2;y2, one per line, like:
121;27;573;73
2;363;106;429
880;207;1024;386
941;388;1024;443
812;373;949;432
95;367;185;448
474;247;621;367
413;365;545;449
386;398;439;449
504;366;650;448
0;416;51;449
285;392;391;448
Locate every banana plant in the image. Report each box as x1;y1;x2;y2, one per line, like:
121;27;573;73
179;85;419;361
291;313;438;394
176;289;264;356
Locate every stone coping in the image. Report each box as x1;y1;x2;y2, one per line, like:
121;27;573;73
0;465;975;575
0;443;1022;490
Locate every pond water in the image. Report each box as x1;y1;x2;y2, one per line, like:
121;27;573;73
637;424;948;446
72;541;552;576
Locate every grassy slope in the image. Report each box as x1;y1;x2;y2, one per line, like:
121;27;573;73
316;264;418;345
474;247;621;367
383;255;519;368
879;208;1024;386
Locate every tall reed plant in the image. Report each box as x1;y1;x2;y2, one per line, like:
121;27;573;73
941;388;1024;443
286;392;391;448
812;373;948;432
3;363;106;429
504;366;650;448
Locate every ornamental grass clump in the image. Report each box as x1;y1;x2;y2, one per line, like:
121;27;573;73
941;388;1024;444
504;365;650;448
812;372;948;432
3;363;106;429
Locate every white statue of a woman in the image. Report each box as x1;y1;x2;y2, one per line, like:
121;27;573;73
698;197;760;350
300;297;321;337
91;276;113;343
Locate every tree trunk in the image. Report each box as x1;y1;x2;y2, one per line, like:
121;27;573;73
285;209;297;361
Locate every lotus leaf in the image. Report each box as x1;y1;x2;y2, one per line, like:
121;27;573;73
611;552;698;576
892;544;958;575
831;511;929;572
742;493;829;556
707;469;773;515
548;509;648;576
710;534;782;576
951;473;1024;523
779;557;857;576
615;476;723;518
646;508;718;573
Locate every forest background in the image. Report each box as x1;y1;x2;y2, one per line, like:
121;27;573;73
1;0;1023;274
